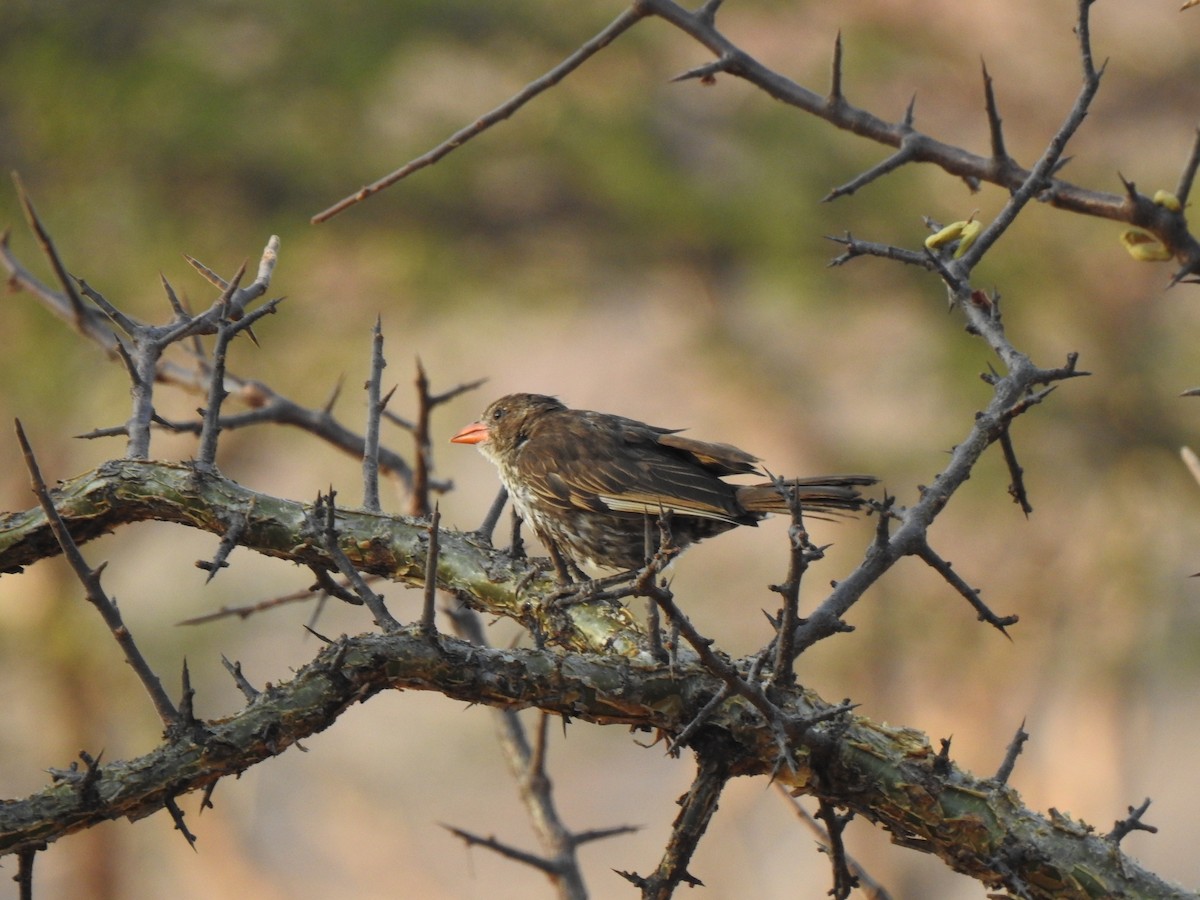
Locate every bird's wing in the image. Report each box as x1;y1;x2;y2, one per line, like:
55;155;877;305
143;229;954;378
654;432;761;476
516;415;752;523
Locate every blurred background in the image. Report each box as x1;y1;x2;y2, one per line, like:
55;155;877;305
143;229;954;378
2;1;1200;897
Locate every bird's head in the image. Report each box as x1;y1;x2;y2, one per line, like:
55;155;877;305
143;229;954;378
450;393;565;460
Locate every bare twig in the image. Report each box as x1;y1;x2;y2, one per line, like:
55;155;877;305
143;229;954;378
184;235;279;313
75;274;140;338
15;848;36;900
952;0;1104;275
0;227;401;483
993;719;1029;786
618;752;729;897
420;504;441;634
1174;127;1200;206
12;171;88;326
665;684;731;758
88;372;432;492
311;489;401;631
310;567;368;606
1106;799;1158;844
312;8;647;222
768;477;823;684
348;0;1160;282
195;499;254;584
816;798;859;900
824;129;920;202
362;317;387;512
177;571;376;625
443;824;562;874
410;358;433;517
410;366;485;517
164;795;197;850
981;60;1010;169
195;287;282;471
221;655;259;701
792;335;1080;653
825;232;933;270
776;787;893;900
913;540;1017;635
997;424;1033;515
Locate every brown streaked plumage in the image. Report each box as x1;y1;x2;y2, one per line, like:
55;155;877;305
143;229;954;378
450;393;875;573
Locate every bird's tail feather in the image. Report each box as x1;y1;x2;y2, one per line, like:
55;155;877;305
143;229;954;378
736;475;876;515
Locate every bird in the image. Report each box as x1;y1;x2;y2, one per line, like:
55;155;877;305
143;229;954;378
450;393;875;579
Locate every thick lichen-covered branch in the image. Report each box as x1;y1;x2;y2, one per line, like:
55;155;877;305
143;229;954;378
0;629;1187;899
0;459;642;655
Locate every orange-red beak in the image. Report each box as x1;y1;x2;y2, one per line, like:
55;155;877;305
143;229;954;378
450;421;489;445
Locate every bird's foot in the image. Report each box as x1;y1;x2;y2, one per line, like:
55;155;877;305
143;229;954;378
547;568;641;607
548;579;600;607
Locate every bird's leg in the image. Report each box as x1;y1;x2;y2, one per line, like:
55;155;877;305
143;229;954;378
546;541;585;586
643;512;659;565
642;512;666;658
472;487;531;563
545;551;592;607
543;539;640;608
508;506;525;559
558;514;674;606
472;487;509;545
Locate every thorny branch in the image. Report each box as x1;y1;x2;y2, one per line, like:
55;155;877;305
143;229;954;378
313;1;1200;279
0;212;441;493
767;478;822;684
13;422;181;729
408;361;485;517
175;572;376;625
1108;798;1159;844
361;316;390;513
994;720;1030;786
310;488;401;631
619;752;729;898
0;458;644;655
2;1;1195;898
815;798;859;900
0;626;1183;896
419;504;441;634
304;0;1126;667
790;6;1099;644
446;606;637;900
776;786;893;900
311;8;648;223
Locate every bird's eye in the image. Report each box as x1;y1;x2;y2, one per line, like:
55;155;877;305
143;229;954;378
491;407;505;421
